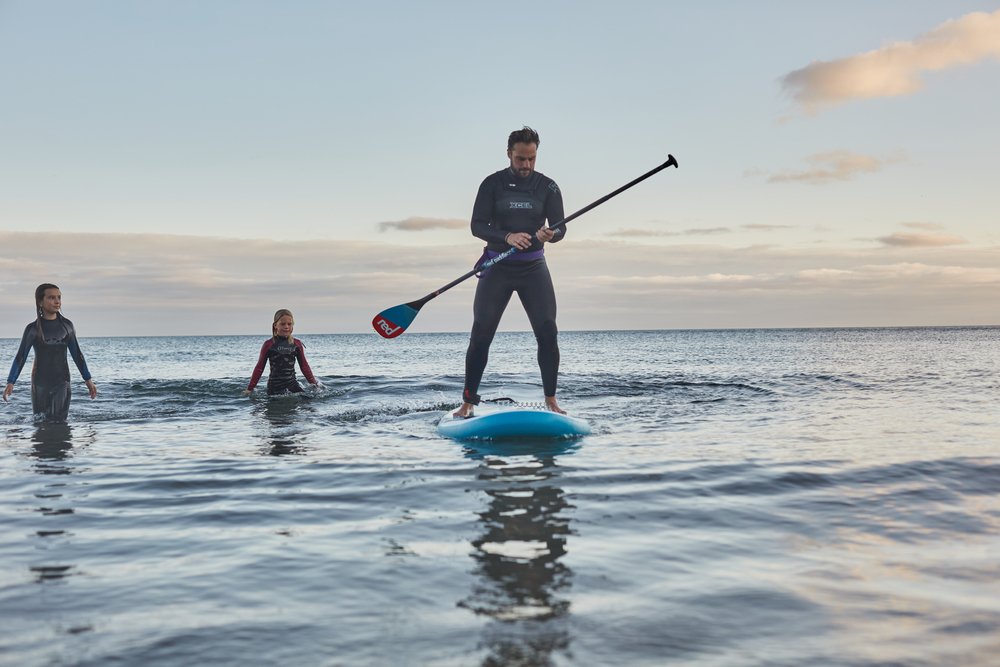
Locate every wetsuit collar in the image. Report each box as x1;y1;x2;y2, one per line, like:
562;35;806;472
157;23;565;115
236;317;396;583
506;167;536;184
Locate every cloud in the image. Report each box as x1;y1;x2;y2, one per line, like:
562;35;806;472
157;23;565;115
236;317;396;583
685;227;730;236
575;261;1000;293
766;151;894;184
742;224;795;232
877;232;966;247
590;273;759;289
781;10;1000;113
2;231;998;335
546;241;1000;329
610;227;731;238
378;216;467;232
901;221;944;231
0;230;478;336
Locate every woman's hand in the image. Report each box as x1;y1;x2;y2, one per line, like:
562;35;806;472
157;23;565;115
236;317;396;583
85;379;97;399
2;383;13;402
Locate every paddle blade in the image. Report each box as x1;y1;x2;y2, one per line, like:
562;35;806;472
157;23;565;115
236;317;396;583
372;302;420;338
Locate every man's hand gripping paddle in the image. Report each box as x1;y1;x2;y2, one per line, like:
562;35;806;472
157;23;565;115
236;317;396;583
372;155;678;338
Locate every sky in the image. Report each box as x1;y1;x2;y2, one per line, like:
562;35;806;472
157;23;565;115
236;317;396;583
1;1;998;337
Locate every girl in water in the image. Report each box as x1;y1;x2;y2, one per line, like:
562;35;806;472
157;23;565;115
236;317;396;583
3;284;98;422
243;309;319;396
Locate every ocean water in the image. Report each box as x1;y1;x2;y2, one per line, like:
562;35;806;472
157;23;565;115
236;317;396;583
1;327;998;666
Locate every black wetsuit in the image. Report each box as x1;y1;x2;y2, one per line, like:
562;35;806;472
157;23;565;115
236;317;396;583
246;337;317;395
462;167;566;404
7;316;92;422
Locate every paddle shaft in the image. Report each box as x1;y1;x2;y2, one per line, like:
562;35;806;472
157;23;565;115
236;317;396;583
411;154;678;309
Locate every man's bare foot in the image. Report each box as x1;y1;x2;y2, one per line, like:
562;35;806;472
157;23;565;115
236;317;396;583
544;396;566;414
453;402;475;418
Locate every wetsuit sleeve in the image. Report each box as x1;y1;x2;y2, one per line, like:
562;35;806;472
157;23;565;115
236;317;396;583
246;340;272;391
6;323;36;385
545;179;566;243
64;320;93;381
294;340;317;385
470;174;509;246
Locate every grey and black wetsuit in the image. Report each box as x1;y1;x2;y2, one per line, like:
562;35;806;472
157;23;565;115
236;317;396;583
246;337;317;395
462;167;566;405
7;316;93;422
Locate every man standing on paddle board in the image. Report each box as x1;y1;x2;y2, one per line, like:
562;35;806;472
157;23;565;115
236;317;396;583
454;126;567;418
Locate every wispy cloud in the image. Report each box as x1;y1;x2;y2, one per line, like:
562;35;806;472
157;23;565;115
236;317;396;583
588;263;1000;291
877;232;967;247
765;151;897;184
781;10;1000;113
0;231;476;336
610;227;731;238
624;223;796;236
378;217;467;232
742;224;795;232
595;262;1000;293
902;221;944;231
547;242;1000;329
2;231;997;335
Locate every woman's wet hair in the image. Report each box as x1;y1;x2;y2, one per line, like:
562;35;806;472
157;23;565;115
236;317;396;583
507;126;540;151
272;309;295;342
34;283;61;343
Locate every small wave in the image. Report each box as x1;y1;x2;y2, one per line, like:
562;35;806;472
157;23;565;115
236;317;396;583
836;457;1000;497
571;372;775;398
325;400;455;424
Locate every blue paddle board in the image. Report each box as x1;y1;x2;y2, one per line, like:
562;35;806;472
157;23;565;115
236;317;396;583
438;404;591;440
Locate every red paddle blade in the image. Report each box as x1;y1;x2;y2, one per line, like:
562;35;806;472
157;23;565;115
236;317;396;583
372;302;420;338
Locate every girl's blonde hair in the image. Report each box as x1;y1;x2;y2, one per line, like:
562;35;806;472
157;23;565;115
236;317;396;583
272;309;294;342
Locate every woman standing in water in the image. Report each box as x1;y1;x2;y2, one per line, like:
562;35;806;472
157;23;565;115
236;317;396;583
3;283;97;422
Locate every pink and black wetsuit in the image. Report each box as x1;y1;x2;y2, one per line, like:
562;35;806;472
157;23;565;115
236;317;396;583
246;337;317;395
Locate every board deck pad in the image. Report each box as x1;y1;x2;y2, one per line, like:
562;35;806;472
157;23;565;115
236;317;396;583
438;403;592;440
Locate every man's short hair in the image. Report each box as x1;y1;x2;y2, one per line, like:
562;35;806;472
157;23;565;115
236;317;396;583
508;126;540;151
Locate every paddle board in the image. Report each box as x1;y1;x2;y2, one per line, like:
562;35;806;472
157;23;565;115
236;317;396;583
438;403;591;440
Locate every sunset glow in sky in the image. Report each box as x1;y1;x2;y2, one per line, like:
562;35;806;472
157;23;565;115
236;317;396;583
2;2;998;336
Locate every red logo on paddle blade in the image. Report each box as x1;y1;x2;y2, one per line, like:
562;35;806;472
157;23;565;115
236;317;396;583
373;315;405;338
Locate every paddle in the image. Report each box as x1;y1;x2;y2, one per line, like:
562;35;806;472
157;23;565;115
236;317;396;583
372;154;679;338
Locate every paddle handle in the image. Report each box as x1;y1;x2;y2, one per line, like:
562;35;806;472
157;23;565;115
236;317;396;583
550;154;677;233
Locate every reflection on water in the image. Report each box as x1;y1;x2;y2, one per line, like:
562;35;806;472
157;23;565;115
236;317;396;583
461;440;579;667
252;395;311;456
29;422;75;470
27;423;82;583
